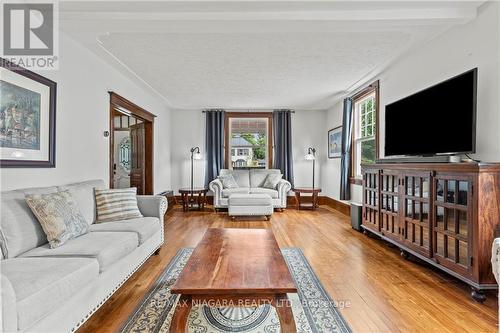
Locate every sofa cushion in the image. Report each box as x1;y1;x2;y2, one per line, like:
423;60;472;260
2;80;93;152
25;190;90;248
250;188;279;198
58;180;105;225
1;257;99;330
221;187;250;198
249;169;281;188
262;173;283;189
19;231;139;272
95;188;143;223
228;193;273;206
89;217;160;245
220;169;250;188
218;174;239;189
1;186;58;258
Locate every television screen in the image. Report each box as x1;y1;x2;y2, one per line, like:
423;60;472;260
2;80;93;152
385;69;477;157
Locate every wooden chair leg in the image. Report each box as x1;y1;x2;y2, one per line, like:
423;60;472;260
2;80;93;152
169;295;192;332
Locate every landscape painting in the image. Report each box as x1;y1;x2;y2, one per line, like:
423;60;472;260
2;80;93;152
0;58;56;167
328;126;342;158
0;80;41;150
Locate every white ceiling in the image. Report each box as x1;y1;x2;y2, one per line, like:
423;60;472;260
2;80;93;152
60;1;484;110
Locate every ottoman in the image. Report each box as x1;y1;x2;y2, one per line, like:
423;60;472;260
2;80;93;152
228;193;273;220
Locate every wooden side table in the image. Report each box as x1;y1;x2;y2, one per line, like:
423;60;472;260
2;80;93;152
178;188;208;212
292;188;322;210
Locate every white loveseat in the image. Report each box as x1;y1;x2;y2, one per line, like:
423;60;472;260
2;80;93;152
0;180;167;333
209;169;291;209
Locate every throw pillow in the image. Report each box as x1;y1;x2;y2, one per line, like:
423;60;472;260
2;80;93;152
262;173;283;189
94;188;143;223
25;190;89;248
218;174;239;189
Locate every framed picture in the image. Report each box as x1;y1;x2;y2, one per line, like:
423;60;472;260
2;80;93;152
0;58;56;167
328;126;342;159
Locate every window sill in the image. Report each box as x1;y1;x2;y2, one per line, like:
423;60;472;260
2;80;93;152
349;178;363;185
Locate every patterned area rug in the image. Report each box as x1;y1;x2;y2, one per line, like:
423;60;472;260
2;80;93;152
120;248;351;333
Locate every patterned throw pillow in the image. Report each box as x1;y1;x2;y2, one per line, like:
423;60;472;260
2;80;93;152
25;190;89;248
218;174;239;189
262;173;283;189
95;188;143;223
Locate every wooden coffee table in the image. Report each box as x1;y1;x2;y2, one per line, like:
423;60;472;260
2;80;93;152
169;228;297;332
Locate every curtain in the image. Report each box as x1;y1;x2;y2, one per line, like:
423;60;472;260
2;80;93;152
205;109;225;187
340;98;353;200
272;110;294;187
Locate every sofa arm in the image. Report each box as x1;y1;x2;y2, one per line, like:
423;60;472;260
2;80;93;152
492;238;500;284
277;179;292;197
209;178;223;193
209;179;224;208
276;179;292;208
137;195;168;221
1;273;17;332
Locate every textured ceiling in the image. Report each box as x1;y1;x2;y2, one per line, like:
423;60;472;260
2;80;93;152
99;31;410;109
60;1;483;109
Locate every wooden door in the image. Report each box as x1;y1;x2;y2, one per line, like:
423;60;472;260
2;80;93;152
401;171;432;257
379;170;402;241
432;173;474;277
130;123;145;195
362;169;380;233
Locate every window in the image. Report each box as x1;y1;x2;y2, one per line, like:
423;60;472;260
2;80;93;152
225;113;272;169
352;82;379;181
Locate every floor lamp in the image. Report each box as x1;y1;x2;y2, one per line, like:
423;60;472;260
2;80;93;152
305;147;316;190
190;146;202;208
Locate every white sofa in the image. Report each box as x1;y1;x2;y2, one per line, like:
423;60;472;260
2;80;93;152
0;180;167;333
208;169;291;209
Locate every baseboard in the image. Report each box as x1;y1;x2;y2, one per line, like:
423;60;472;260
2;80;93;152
318;196;351;217
175;194;350;216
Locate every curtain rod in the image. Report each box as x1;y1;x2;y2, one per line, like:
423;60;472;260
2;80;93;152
202;110;295;113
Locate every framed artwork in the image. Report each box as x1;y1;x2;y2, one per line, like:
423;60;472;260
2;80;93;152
0;58;56;167
328;126;342;159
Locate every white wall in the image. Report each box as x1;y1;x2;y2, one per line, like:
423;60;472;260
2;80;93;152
169;109;326;194
322;1;500;203
0;33;172;192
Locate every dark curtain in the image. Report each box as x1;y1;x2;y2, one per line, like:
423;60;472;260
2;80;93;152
272;110;294;187
340;98;353;200
205;109;225;187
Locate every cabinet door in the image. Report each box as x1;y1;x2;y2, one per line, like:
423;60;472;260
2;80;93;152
362;169;380;232
401;172;432;257
433;174;473;276
379;170;401;241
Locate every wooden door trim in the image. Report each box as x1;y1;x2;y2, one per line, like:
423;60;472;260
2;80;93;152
224;112;273;169
109;92;155;194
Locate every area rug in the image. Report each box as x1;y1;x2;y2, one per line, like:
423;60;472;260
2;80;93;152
120;248;351;333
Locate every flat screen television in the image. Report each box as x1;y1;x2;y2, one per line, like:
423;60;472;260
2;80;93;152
384;68;477;157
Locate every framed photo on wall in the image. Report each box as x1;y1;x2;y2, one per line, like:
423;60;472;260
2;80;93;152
0;58;56;167
328;126;342;159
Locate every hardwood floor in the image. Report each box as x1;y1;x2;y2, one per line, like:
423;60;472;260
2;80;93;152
78;205;498;333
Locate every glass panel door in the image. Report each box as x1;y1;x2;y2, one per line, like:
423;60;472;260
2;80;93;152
362;169;380;232
379;170;401;241
401;172;432;257
433;174;472;275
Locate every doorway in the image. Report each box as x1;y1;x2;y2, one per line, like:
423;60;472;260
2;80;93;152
109;92;155;195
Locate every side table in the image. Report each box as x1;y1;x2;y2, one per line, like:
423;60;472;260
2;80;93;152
292;188;322;210
178;188;208;212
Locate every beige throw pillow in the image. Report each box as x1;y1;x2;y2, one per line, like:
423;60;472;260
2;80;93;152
95;188;143;223
25;190;89;248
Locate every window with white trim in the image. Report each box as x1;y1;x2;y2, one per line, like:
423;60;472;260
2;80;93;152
353;92;377;178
